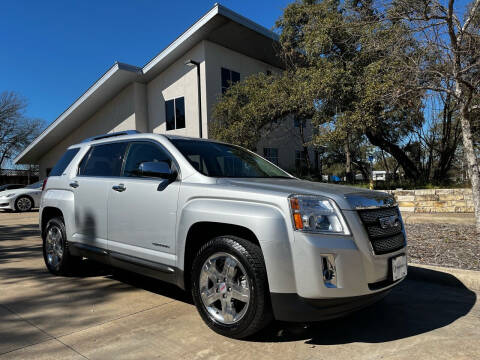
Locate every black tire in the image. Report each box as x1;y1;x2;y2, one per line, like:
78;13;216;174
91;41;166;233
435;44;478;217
42;217;80;275
191;236;272;338
15;196;33;212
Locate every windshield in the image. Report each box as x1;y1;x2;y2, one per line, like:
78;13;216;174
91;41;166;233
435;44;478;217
26;181;42;189
170;139;292;178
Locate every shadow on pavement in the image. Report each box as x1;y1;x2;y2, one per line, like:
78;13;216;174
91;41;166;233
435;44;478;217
109;268;192;304
0;224;42;264
252;268;477;344
83;262;476;345
0;223;40;241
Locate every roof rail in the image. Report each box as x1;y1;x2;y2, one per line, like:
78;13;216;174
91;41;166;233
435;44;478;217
81;130;141;143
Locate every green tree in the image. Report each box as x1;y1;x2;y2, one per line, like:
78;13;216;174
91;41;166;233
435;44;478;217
389;0;480;231
213;0;426;180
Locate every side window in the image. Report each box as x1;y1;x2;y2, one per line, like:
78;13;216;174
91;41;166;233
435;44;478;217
122;142;172;177
221;67;240;94
78;142;127;177
49;148;80;177
263;148;279;165
185;154;209;175
165;97;186;131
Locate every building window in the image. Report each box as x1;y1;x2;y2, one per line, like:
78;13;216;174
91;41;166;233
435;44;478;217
166;97;186;131
263;148;279;165
221;67;240;94
294;118;306;128
295;150;306;168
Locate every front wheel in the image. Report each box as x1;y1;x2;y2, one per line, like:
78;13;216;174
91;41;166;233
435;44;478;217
191;236;272;338
15;196;32;212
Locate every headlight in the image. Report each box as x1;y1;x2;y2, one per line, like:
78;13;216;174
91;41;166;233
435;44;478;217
289;195;349;235
5;193;16;198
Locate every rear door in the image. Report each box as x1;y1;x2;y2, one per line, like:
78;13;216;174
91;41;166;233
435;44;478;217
70;142;128;251
107;141;180;267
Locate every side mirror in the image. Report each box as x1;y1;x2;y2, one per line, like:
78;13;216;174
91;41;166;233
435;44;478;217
138;161;176;180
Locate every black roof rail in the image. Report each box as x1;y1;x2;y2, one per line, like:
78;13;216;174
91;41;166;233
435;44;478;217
81;130;141;143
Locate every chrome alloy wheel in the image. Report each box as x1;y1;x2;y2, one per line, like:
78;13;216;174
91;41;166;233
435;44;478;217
45;225;64;269
199;252;251;325
16;197;32;211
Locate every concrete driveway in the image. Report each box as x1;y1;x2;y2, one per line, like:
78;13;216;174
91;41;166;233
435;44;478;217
0;211;479;360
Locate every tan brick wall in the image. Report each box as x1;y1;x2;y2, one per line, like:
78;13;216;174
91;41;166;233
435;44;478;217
387;188;474;213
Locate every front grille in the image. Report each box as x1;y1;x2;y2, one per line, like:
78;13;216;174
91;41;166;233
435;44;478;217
357;206;406;255
370;233;406;255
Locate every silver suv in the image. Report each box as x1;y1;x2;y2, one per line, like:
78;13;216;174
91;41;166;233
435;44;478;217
40;131;407;338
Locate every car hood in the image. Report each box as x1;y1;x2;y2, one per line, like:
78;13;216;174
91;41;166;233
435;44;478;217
0;188;40;197
216;178;395;210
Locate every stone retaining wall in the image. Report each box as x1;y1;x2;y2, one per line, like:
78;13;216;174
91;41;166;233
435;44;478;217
386;188;474;213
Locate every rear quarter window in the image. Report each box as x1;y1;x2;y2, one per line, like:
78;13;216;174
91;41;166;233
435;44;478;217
49;148;80;176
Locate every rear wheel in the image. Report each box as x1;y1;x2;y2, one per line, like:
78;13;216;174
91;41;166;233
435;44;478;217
15;196;32;212
191;236;272;338
42;217;80;275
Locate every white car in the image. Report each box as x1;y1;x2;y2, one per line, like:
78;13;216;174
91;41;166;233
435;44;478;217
0;181;43;212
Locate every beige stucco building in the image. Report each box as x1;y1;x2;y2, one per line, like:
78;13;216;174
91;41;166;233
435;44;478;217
15;4;315;177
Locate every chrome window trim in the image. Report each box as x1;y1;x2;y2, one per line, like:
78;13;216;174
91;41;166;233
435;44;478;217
75;138;181;180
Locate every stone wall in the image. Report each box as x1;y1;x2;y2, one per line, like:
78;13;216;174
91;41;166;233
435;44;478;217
386;188;474;213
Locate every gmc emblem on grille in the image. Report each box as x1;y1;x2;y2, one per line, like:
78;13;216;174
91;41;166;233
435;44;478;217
379;215;400;229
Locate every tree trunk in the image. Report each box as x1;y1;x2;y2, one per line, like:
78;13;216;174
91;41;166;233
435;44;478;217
459;105;480;232
298;117;312;174
303;146;312;174
344;140;354;183
381;150;390;180
365;129;421;181
358;164;370;182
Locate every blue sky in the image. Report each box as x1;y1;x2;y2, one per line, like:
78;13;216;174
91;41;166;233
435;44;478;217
1;1;291;125
1;0;472;128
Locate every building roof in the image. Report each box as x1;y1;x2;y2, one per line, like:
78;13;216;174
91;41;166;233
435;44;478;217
15;3;281;164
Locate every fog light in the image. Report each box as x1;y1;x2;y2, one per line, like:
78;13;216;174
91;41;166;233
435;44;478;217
321;254;337;288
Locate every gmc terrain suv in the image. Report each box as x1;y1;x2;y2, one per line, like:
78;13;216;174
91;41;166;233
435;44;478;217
41;131;407;338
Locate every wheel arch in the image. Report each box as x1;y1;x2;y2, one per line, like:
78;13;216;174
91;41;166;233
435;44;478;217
41;207;64;234
177;199;296;294
182;222;261;290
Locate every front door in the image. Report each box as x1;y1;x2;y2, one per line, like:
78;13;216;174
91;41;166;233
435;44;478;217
107;141;180;267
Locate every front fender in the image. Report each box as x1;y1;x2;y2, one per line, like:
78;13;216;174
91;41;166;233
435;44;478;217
176;198;297;293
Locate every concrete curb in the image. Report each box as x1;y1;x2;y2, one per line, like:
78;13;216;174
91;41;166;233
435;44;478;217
408;263;480;291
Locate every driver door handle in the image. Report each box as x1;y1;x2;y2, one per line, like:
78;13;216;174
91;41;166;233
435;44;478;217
69;181;79;188
112;183;126;192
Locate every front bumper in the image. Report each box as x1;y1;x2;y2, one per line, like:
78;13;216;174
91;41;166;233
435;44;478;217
289;230;407;299
0;198;14;210
270;209;407;322
271;289;391;322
